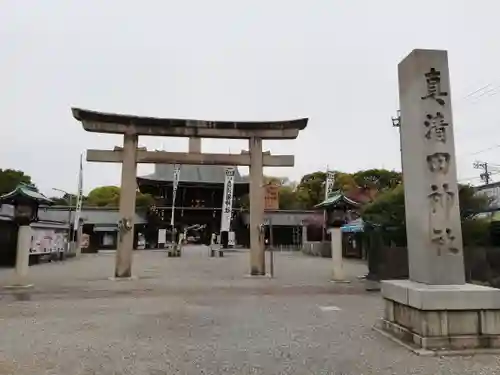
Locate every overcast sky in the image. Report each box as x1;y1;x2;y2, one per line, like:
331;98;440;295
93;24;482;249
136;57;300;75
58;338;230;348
2;0;500;196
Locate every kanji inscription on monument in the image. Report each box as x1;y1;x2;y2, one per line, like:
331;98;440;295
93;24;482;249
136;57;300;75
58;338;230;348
424;112;448;142
421;67;448;105
399;49;465;285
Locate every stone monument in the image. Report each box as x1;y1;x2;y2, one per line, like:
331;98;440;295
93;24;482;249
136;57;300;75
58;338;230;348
379;49;500;353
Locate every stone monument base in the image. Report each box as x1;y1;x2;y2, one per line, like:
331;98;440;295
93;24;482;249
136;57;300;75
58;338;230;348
377;280;500;355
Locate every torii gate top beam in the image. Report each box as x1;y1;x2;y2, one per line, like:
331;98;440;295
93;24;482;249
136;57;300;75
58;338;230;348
71;108;308;140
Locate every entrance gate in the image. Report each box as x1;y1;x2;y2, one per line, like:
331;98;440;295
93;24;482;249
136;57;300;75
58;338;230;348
72;108;307;278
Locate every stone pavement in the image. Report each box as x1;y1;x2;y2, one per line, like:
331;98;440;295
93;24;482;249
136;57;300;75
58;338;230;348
0;246;498;374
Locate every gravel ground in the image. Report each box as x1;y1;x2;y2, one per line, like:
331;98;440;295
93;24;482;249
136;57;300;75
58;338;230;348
0;246;498;375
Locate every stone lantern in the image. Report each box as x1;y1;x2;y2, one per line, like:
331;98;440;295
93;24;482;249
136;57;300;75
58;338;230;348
0;183;52;287
315;191;361;282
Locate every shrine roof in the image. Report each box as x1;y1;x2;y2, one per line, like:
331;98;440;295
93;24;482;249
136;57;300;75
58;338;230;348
0;183;53;205
72;108;308;139
137;164;248;185
314;192;361;209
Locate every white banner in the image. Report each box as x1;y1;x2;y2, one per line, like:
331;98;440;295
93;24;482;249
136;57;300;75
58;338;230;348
228;231;235;246
325;170;336;199
220;167;236;232
171;164;181;227
158;228;167;244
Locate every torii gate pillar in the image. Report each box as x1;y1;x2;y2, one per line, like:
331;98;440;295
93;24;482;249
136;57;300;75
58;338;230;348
249;137;265;275
115;133;138;278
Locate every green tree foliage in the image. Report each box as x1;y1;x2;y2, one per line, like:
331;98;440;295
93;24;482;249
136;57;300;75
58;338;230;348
278;185;302;210
332;171;357;192
86;186;153;208
295;171;326;208
86;186;120;207
459;184;492;221
136;192;155;208
362;184;406;228
362;183;492;245
0;169;34;195
293;171;359;209
462;219;491;246
238;169;400;210
363;183;490;227
352;169;402;191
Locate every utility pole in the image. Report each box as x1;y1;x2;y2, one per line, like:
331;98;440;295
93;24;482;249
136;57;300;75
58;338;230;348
392;110;403;170
473;161;492;185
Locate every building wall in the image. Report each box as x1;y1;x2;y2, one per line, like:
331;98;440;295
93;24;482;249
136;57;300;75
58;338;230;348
475;182;500;210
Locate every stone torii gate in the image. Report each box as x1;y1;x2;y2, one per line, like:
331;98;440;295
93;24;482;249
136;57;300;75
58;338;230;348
71;108;308;278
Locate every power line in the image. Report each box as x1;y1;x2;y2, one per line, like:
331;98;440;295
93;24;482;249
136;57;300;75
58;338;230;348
460;144;500;157
463;83;493;99
470;144;500;156
462;83;500;103
469;88;500;104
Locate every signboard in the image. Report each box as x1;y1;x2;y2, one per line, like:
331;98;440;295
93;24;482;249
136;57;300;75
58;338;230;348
158;228;167;244
31;229;65;255
264;183;279;210
220;167;236;232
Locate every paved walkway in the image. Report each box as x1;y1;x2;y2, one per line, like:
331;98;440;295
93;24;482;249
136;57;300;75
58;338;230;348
0;246;498;374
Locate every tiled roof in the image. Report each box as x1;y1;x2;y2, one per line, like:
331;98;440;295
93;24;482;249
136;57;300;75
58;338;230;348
314;193;361;209
138;164;247;184
0;183;52;205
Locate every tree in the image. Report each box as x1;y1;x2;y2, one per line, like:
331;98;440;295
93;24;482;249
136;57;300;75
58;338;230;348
0;169;34;195
361;183;492;245
278;185;305;210
295;171;326;209
362;184;406;229
352;169;402;191
136;192;155;208
293;170;361;209
332;171;357;192
459;184;492;221
86;186;121;207
86;186;153;208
